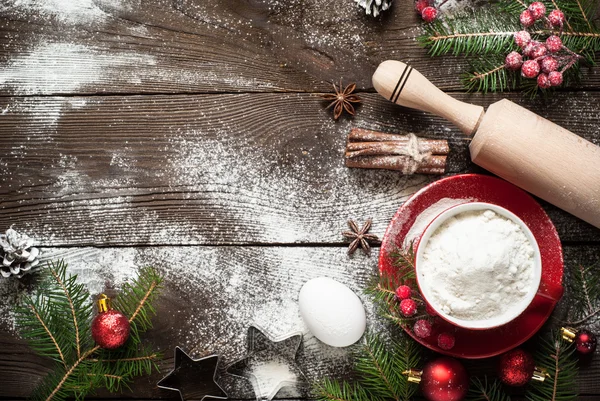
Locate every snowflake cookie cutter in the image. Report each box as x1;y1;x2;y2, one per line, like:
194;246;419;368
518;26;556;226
226;325;305;401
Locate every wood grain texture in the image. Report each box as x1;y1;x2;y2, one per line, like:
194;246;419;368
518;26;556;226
0;0;598;96
1;92;599;246
0;244;599;399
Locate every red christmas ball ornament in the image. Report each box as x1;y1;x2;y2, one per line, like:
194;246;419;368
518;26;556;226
548;9;565;27
562;327;597;355
520;10;535;27
528;2;546;20
420;357;469;401
498;349;535;386
421;6;438;23
91;294;130;349
548;71;563;86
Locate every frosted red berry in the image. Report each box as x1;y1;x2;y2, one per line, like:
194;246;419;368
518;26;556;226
531;44;548;59
548;9;565;27
521;59;541;78
523;40;539;58
400;298;418;317
437;332;455;350
537;73;551;89
421;6;438;23
520;10;535;27
514;31;531;48
413;319;432;338
395;285;412;300
505;51;523;70
546;35;563;53
548;71;563;86
415;0;430;13
528;2;546;20
541;56;558;73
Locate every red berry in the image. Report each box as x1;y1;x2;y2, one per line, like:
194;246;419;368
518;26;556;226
537;73;551;88
395;285;412;300
546;35;563;53
548;71;563;86
421;6;438;23
523;40;540;57
531;44;548;59
505;51;523;70
425;302;437;316
548;9;565;27
528;2;546;20
521;59;540;78
514;30;531;48
415;0;430;13
400;298;418;317
520;10;535;27
541;56;558;73
413;319;432;338
437;332;455;350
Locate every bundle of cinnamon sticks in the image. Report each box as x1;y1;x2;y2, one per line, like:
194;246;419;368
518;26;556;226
345;128;449;175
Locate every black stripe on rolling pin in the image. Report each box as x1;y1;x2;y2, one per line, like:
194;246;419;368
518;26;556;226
392;66;413;103
389;64;409;102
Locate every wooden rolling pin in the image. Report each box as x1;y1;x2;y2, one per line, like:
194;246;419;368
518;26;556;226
373;60;600;229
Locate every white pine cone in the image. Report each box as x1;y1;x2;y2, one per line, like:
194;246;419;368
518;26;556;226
0;228;40;278
356;0;393;17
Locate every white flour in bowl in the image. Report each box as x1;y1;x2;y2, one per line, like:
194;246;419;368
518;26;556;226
420;209;535;321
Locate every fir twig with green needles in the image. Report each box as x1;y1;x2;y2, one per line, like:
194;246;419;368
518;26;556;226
15;260;163;401
418;0;600;95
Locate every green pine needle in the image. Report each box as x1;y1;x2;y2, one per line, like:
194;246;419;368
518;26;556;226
527;331;578;401
565;262;600;325
467;377;511;401
315;334;421;401
15;260;163;401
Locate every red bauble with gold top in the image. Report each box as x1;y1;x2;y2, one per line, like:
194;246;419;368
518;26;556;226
404;357;469;401
91;294;130;350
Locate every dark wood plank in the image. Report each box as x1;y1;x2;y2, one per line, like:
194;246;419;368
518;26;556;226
0;0;598;95
1;92;599;246
0;244;599;398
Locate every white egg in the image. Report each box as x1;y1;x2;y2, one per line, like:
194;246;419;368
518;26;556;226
298;277;366;347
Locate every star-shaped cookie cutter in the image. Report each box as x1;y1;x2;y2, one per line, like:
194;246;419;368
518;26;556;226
157;346;228;401
226;325;305;401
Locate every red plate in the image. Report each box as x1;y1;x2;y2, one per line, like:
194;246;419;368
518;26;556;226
379;174;564;359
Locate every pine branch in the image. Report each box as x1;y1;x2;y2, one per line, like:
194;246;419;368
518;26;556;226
526;332;578;401
16;261;163;401
356;335;401;401
316;378;374;401
564;263;600;325
467;377;511;401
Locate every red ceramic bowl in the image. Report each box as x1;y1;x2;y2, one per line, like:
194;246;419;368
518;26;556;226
378;174;564;359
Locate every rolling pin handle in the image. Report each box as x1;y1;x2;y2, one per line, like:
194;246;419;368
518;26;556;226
372;60;485;136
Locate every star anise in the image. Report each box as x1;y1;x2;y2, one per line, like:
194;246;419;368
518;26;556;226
342;218;380;255
321;80;361;120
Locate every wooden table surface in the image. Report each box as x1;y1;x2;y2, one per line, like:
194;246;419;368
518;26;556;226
1;0;599;400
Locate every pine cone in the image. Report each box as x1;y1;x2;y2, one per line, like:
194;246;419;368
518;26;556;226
356;0;393;17
0;228;40;278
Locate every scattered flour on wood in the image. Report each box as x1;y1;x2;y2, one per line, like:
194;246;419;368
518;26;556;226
0;42;156;95
3;0;106;24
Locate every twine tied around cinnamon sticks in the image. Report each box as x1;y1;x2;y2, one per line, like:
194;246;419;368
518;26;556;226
345;128;449;175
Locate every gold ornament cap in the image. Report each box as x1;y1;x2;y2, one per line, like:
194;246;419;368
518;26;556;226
532;366;549;382
561;327;576;343
97;294;111;313
403;369;423;384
